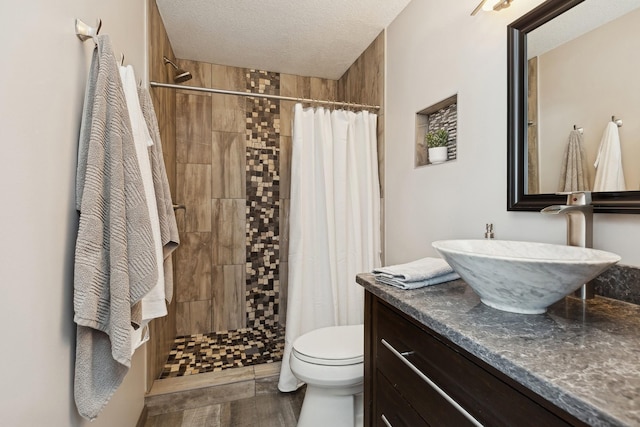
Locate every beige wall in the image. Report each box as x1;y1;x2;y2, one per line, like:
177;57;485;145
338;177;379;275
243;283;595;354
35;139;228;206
0;0;148;426
385;0;640;267
537;7;640;192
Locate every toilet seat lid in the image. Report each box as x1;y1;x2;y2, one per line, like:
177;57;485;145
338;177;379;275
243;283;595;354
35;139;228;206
292;324;364;366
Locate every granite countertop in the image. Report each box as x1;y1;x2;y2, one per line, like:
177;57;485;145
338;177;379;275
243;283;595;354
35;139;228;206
357;273;640;427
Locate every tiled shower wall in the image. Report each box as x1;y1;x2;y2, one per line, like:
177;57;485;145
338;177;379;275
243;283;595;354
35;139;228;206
173;32;384;337
146;0;178;387
173;62;337;336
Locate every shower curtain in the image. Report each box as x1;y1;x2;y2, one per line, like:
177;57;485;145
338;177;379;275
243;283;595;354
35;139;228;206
278;103;381;392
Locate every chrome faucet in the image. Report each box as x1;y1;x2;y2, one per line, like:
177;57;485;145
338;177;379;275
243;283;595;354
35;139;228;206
541;191;594;299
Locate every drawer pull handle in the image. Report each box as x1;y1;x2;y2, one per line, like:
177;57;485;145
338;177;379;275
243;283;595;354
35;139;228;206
381;339;484;427
381;414;393;427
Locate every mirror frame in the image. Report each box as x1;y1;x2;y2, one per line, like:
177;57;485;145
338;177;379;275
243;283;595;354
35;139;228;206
507;0;640;213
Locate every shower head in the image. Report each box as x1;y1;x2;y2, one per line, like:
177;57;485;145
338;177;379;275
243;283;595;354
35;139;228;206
173;70;193;84
163;56;193;83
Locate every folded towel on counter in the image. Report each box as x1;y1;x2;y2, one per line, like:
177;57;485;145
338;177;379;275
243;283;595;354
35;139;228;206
375;271;461;289
373;257;460;289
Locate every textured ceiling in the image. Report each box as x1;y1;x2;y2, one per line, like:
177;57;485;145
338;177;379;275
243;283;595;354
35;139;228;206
155;0;412;80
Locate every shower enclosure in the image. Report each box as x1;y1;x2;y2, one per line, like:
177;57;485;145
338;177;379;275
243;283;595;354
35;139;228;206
145;0;384;385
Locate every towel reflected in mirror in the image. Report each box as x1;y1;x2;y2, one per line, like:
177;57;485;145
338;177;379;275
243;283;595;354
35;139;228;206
558;129;590;192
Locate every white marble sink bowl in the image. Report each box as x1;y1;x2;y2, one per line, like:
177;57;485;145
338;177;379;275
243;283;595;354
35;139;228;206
432;240;620;314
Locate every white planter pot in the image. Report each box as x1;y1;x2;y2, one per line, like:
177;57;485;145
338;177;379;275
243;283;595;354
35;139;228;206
428;146;448;164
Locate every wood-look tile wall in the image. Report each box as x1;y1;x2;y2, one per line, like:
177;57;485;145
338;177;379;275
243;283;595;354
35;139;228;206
174;61;244;335
146;0;178;389
338;31;385;263
173;59;339;336
338;32;385;196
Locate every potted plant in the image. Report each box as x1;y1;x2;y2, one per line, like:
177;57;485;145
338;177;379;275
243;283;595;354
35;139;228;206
425;129;449;164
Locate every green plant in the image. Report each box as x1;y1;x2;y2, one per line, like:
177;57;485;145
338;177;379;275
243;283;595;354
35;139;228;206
425;129;449;148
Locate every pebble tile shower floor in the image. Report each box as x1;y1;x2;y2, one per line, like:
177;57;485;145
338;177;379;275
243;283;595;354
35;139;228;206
160;326;285;379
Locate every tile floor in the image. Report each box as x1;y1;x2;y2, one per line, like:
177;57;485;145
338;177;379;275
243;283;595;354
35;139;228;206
143;384;305;427
160;326;285;379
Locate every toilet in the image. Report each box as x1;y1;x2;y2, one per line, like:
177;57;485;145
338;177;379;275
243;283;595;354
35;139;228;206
290;324;364;427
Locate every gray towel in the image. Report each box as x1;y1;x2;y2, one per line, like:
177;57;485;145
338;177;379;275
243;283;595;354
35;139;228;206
558;130;590;192
74;35;157;420
375;272;461;289
373;257;460;289
138;86;180;302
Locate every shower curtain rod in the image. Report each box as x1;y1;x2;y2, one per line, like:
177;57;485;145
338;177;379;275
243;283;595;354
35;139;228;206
149;81;380;110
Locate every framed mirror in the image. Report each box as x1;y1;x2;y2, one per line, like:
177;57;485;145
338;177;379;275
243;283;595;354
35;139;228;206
507;0;640;213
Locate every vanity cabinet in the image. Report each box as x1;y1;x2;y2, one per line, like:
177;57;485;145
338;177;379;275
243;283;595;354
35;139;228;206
364;292;588;427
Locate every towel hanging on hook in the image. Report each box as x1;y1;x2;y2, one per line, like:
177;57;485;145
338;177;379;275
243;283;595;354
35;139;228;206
559;127;589;192
594;121;626;191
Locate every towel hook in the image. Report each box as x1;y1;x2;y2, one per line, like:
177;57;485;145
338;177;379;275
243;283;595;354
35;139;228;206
612;116;623;127
75;18;101;42
573;125;584;134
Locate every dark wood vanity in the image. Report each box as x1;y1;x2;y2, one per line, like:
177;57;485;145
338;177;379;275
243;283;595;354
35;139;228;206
359;273;640;427
364;293;587;426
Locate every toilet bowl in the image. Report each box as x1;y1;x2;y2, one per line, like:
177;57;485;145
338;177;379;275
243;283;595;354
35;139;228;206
290;324;364;427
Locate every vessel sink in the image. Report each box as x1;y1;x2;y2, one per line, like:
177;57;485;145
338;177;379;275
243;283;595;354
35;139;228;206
432;240;620;314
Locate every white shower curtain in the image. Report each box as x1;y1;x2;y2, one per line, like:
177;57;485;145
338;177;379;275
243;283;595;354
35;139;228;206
278;103;381;392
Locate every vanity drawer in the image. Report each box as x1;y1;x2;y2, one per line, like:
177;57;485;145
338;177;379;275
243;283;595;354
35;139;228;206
375;370;429;427
373;299;583;427
376;334;478;426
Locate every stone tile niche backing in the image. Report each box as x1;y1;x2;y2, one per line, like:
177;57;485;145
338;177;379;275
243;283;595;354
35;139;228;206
415;94;458;167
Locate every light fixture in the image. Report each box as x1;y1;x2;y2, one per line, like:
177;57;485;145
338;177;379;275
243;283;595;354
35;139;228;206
471;0;514;16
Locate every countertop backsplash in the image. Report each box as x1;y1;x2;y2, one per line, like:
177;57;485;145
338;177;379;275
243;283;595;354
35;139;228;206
593;264;640;305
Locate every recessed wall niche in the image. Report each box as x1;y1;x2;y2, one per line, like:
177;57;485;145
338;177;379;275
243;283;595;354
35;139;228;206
415;94;458;167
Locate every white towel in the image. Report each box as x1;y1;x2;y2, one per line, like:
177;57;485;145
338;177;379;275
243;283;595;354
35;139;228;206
594;122;626;192
373;257;460;289
558;130;590;192
119;65;167;353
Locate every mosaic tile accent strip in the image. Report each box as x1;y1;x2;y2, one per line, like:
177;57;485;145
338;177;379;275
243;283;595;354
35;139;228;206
160;325;285;378
245;69;281;329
